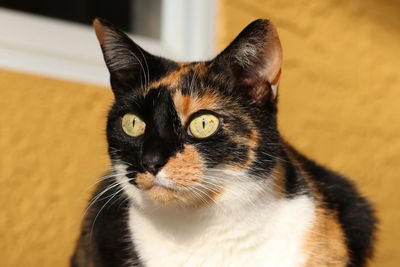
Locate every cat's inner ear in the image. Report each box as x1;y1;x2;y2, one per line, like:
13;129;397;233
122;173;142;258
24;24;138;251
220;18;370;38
213;19;282;105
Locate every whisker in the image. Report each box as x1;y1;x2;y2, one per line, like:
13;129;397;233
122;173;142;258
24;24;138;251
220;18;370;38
83;171;133;192
82;180;121;218
128;50;147;93
90;183;127;240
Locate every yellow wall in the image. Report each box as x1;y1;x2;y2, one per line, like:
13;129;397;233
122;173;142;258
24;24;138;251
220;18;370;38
218;0;400;266
0;1;399;265
0;70;111;266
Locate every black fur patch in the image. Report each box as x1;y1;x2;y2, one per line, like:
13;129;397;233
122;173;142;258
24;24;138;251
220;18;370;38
71;178;142;267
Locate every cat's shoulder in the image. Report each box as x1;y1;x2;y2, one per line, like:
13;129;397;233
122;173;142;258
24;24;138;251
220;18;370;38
284;142;377;266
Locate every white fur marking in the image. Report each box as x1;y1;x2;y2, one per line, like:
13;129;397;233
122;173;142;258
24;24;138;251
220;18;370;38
113;164;316;267
155;170;176;190
272;83;278;98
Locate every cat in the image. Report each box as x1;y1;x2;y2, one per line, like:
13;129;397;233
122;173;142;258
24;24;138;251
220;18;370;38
71;18;376;267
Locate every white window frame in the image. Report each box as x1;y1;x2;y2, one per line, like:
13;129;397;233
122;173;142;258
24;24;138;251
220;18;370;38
0;0;217;86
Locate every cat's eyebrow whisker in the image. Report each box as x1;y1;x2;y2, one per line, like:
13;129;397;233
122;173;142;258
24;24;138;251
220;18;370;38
132;42;150;90
128;50;147;92
189;66;199;95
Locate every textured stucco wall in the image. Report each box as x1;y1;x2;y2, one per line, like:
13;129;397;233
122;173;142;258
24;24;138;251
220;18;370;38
218;0;400;266
0;70;112;267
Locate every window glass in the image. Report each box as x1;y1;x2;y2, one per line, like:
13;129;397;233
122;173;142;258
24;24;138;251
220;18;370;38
0;0;161;38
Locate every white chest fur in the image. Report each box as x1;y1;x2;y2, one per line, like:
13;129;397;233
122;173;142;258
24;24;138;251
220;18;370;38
127;195;316;267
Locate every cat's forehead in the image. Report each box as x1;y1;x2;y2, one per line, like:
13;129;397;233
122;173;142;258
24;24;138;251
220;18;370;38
146;62;208;93
141;62;224;123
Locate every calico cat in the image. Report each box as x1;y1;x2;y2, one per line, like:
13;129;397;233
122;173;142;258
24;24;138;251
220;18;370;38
71;18;376;267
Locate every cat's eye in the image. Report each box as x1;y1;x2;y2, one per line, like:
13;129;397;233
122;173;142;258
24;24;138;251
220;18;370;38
188;114;220;139
121;113;146;137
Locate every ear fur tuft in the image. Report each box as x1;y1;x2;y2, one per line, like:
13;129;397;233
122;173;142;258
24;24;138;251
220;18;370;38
93;18;107;46
93;18;179;97
214;19;282;104
93;18;142;73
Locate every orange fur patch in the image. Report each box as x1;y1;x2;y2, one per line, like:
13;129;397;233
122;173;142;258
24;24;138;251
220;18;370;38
302;206;348;266
161;145;223;207
93;19;106;45
163;145;204;188
146;186;182;206
146;64;189;92
271;162;286;198
173;91;220;124
284;145;348;265
136;172;155;190
229;127;260;170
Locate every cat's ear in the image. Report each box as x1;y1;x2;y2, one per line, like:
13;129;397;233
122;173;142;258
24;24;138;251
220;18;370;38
93;18;171;96
212;19;282;105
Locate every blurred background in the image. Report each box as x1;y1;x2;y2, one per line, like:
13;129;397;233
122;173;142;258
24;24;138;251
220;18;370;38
0;0;399;266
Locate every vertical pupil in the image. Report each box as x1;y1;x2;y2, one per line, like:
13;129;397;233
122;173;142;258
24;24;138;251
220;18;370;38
202;118;206;129
132;117;136;127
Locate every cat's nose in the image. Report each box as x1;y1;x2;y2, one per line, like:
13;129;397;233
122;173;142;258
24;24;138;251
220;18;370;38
141;152;168;175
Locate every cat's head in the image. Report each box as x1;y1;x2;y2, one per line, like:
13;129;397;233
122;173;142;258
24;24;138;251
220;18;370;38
94;18;283;207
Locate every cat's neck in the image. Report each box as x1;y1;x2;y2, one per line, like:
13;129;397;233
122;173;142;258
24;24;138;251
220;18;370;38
126;181;316;267
125;162;316;267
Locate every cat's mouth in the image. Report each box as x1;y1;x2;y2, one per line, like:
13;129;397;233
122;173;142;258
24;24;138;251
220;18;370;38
133;170;222;206
153;170;182;191
135;170;192;191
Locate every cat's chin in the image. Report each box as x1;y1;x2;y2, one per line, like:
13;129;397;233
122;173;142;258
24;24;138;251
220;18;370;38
139;184;201;207
140;179;222;207
130;169;217;207
144;184;185;206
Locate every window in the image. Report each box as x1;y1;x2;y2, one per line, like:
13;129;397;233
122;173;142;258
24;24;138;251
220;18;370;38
1;0;162;39
0;0;217;85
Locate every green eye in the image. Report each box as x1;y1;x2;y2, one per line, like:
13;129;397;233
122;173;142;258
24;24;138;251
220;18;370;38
188;114;220;139
121;113;146;137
